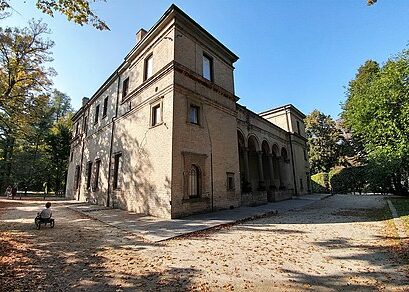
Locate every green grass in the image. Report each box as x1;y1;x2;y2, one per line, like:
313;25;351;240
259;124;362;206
390;197;409;232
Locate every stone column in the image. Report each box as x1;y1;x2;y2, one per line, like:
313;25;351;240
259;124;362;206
257;151;265;189
243;148;250;184
278;156;284;188
268;154;275;187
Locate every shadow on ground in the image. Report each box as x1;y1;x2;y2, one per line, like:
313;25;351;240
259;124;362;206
0;200;198;291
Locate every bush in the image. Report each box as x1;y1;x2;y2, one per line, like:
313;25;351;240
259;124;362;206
329;165;391;194
311;172;329;193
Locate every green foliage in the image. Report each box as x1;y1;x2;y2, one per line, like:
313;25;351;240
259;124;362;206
0;21;73;192
0;0;109;30
311;172;329;193
342;53;409;195
305;110;341;174
329;165;391;195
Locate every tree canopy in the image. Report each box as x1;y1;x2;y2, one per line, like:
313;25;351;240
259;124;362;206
305;110;341;174
342;52;409;195
0;20;73;193
0;0;109;30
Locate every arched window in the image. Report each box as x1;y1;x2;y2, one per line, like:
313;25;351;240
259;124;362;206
188;165;200;198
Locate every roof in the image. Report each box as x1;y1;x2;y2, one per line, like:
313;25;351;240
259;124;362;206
259;104;306;119
72;4;239;121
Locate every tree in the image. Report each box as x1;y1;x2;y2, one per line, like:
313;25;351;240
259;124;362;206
305;110;341;174
0;20;55;109
342;53;409;195
0;20;56;189
0;0;109;30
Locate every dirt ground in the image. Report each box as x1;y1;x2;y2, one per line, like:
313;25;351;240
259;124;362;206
0;195;408;291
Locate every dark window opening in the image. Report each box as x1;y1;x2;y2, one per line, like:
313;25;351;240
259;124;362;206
86;161;92;189
94;104;100;124
188;165;200;198
102;96;108;118
144;54;153;81
189;105;200;125
297;120;301;134
122;77;129;100
94;159;101;191
113;153;122;190
152;104;161;126
83;116;88;136
74;165;81;190
75;122;79;136
202;53;213;81
227;172;235;191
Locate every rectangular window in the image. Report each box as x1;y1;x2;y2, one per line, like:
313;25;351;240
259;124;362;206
227;172;235;191
102;96;108;118
75;122;79;136
303;149;307;161
300;178;304;190
70;151;73;162
94;159;101;191
122;77;129;100
189;105;200;125
113;153;122;190
144;54;153;81
297;120;301;134
83;116;88;136
151;103;161;126
86;161;92;189
74;165;80;190
94;104;100;124
202;53;213;81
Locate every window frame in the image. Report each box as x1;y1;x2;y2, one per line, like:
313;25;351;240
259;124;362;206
74;165;81;190
86;161;93;190
113;152;122;190
150;98;163;128
122;77;129;100
188;104;200;125
202;53;214;82
93;159;101;191
144;53;153;81
83;116;88;136
94;104;100;124
226;172;235;191
296;120;301;134
188;164;201;198
102;96;109;118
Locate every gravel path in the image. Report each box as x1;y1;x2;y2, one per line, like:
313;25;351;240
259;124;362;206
1;195;408;291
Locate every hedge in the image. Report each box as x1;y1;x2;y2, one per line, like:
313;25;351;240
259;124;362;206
311;172;329;193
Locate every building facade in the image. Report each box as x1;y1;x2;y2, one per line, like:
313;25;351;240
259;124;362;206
66;5;310;219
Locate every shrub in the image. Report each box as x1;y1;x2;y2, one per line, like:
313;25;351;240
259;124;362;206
311;172;329;193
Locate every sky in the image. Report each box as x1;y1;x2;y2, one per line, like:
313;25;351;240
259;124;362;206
3;0;409;118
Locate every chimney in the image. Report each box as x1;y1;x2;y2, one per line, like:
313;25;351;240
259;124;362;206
136;28;147;43
82;97;89;106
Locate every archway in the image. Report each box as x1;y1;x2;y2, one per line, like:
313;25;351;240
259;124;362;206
237;130;248;191
280;147;289;189
261;140;271;190
248;135;260;192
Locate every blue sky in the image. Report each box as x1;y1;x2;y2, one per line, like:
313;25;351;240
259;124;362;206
3;0;409;118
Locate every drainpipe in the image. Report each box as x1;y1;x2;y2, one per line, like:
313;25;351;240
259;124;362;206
285;110;298;196
203;110;214;212
106;72;121;207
